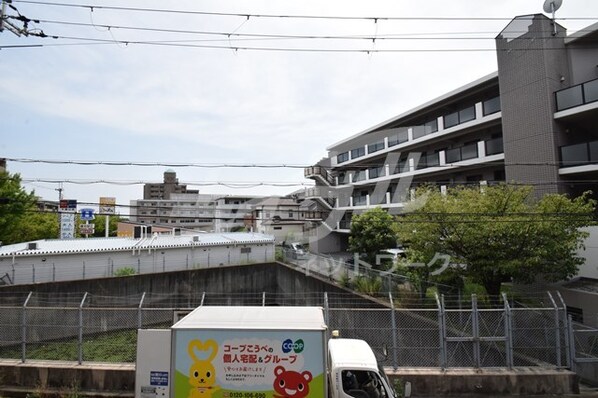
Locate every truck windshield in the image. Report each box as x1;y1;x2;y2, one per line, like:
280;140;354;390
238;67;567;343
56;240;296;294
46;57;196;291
341;369;392;398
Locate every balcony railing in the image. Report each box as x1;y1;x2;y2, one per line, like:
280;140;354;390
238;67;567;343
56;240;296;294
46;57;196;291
339;220;351;230
352;195;367;206
555;78;598;111
445;143;479;164
304;165;335;185
416;153;440;170
560;140;598;167
485;137;504;156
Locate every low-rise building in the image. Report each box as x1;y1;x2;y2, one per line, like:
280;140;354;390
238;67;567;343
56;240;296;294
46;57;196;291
0;232;275;286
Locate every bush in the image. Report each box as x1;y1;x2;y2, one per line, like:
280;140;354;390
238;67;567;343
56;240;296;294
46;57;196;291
114;267;136;277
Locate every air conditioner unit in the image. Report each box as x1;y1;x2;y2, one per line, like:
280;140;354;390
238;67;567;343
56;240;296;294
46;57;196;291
27;242;37;250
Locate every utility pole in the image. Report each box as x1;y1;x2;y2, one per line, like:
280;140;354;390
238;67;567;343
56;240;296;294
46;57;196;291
0;0;7;32
0;0;50;38
56;184;63;239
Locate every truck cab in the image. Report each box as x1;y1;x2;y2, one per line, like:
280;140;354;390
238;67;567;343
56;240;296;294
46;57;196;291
328;337;397;398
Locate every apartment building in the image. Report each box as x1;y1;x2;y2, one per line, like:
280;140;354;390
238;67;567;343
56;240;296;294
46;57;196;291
143;170;198;200
305;14;598;254
130;193;218;231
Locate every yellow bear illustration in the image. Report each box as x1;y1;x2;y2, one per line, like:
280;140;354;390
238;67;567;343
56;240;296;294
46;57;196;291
188;339;220;398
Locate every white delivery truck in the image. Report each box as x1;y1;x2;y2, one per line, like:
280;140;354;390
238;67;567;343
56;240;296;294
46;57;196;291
135;306;397;398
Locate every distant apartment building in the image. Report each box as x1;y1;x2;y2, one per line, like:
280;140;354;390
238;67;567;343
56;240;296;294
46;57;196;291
130;193;218;231
305;14;598;254
131;188;264;233
143;170;198;200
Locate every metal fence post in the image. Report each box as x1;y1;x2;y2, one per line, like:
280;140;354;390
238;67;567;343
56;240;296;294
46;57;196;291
52;263;55;282
11;263;15;284
21;291;33;363
78;292;88;365
138;292;146;329
502;293;513;369
435;293;447;369
262;292;266;307
547;292;562;367
83;261;86;279
31;264;35;283
162;257;166;273
556;291;572;368
200;292;206;307
471;294;481;368
567;315;577;372
389;292;398;370
137;258;141;275
324;292;329;328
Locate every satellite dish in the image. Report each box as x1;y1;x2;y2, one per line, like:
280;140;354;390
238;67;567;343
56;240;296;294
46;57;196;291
543;0;562;14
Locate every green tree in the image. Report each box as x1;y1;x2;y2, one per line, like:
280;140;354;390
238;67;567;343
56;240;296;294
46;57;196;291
349;207;398;269
395;185;596;299
0;171;38;245
92;214;123;237
4;211;59;243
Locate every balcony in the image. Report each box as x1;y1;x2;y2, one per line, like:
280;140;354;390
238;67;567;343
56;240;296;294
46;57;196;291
304;187;336;208
560;140;598;167
304;165;335;185
445;143;479;164
555;78;598;112
485;137;504;156
416;153;440;170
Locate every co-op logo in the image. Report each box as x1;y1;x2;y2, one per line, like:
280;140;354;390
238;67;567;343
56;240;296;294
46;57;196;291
282;339;305;354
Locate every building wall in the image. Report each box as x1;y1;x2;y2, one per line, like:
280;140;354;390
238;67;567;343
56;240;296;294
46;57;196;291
0;242;275;286
577;226;598;280
496;15;569;196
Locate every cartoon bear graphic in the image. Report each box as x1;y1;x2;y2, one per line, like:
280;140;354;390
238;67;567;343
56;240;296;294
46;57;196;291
273;365;313;398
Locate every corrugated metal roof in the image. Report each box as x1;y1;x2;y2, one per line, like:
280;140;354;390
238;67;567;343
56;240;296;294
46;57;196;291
0;232;274;258
172;306;327;330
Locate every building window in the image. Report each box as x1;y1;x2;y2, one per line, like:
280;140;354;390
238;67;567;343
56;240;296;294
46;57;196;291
337;152;349;163
288;211;293;218
351;147;365;159
240;247;251;254
273;226;282;230
368;140;385;154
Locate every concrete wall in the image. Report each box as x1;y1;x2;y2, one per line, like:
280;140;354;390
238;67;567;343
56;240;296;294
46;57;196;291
0;262;380;308
577;226;598;280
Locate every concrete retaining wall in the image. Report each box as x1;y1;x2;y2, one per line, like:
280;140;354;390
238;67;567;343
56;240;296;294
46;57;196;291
387;367;580;396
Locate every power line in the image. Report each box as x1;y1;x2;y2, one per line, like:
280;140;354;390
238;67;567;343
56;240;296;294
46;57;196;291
32;17;583;42
15;1;596;22
5;158;308;168
5;157;597;169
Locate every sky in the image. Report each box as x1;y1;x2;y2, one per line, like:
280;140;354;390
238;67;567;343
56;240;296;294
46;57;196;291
1;0;597;216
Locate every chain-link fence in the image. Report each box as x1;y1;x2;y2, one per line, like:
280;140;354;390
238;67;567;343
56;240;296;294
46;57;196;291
570;320;598;385
0;290;574;373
